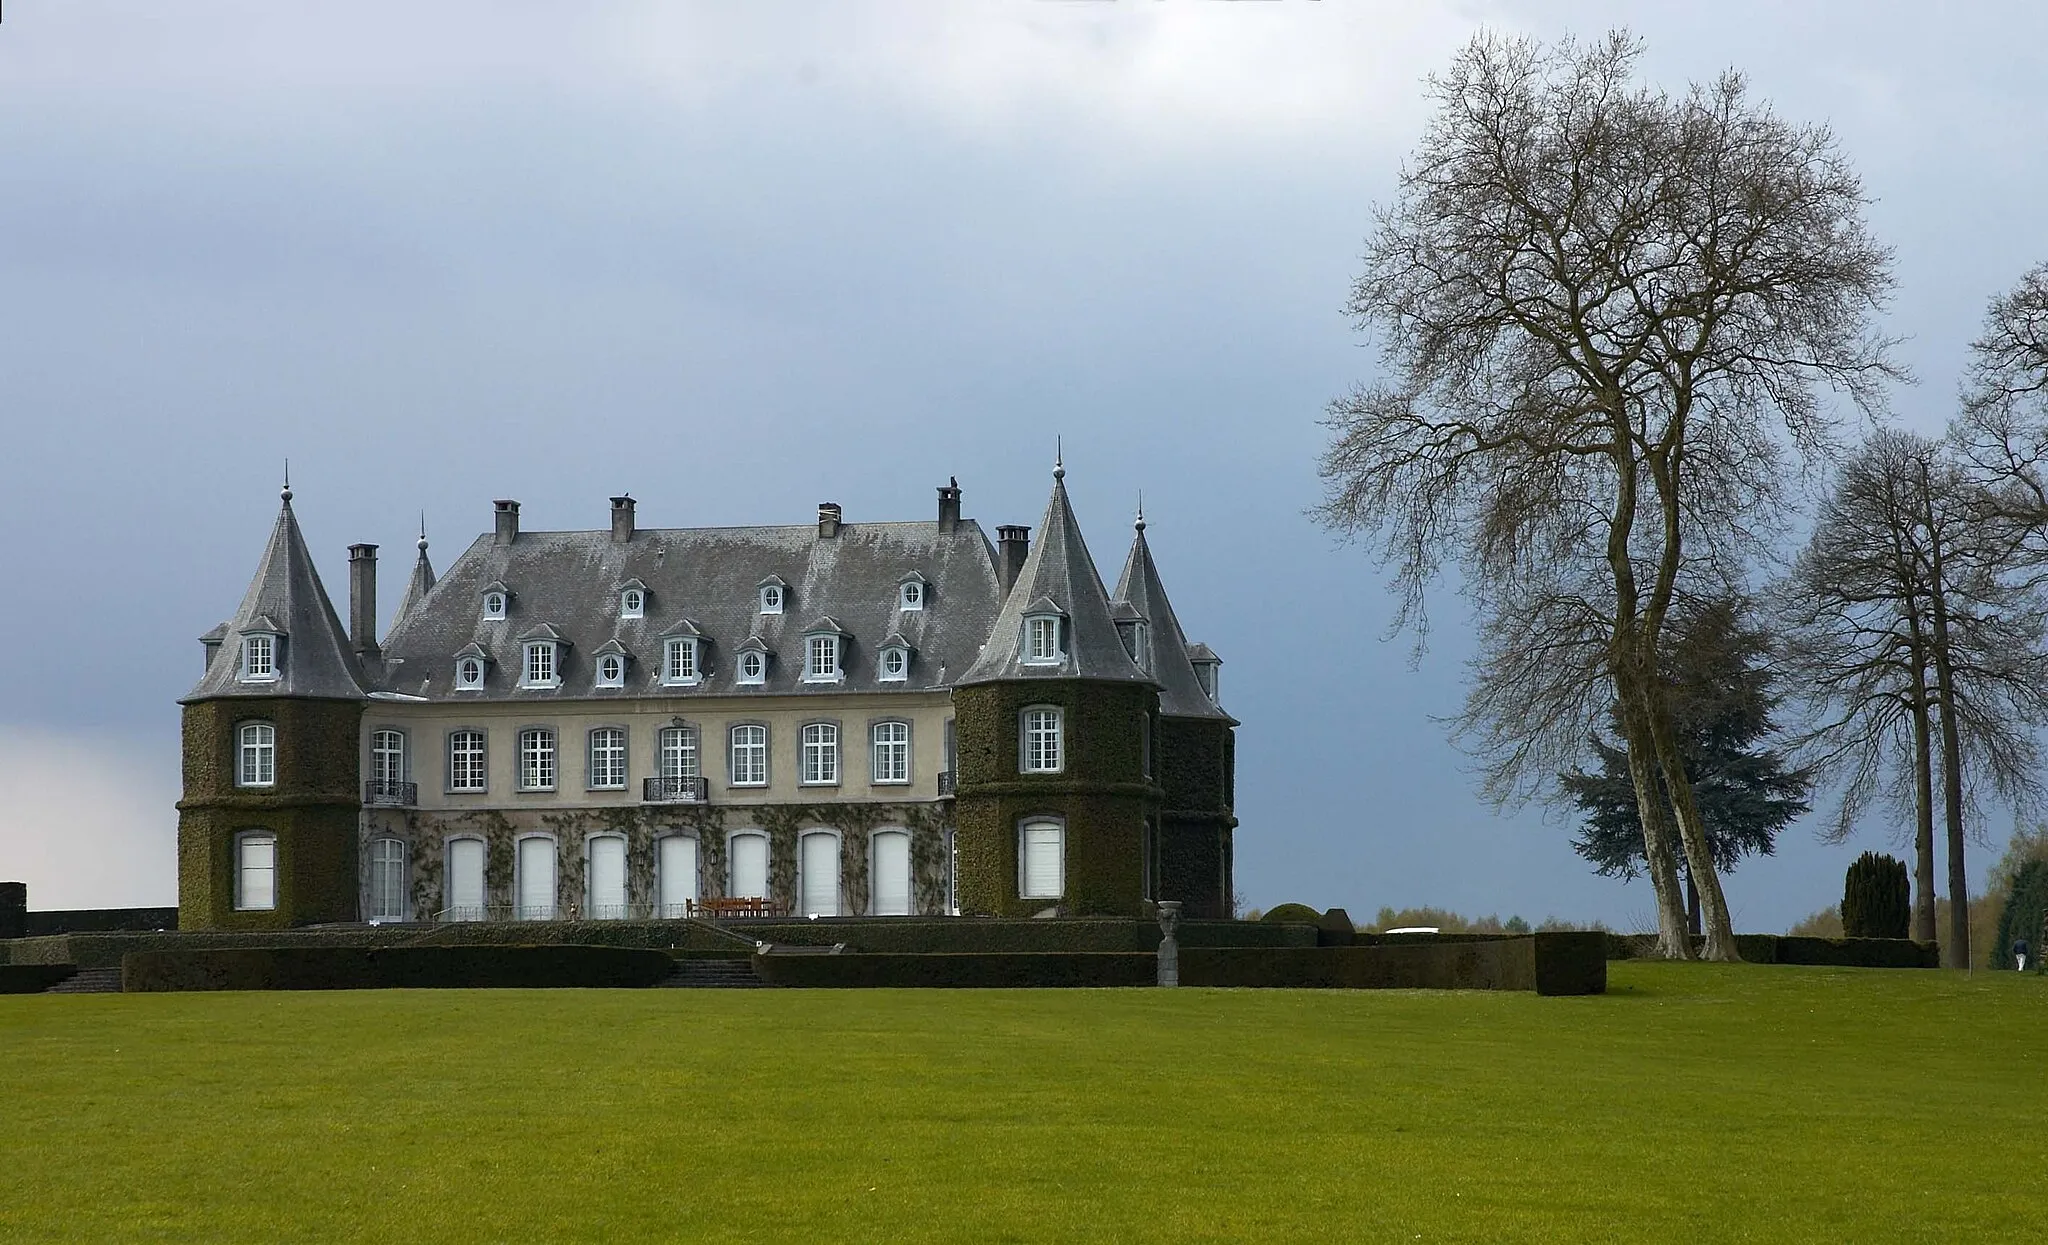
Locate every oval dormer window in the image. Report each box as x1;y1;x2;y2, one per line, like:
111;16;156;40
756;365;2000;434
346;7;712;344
456;657;485;689
901;581;924;611
598;654;624;685
881;647;907;680
483;592;507;620
739;651;765;684
760;584;784;614
621;589;644;619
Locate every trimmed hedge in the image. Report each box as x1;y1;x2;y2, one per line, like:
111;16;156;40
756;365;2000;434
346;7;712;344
24;907;179;936
1604;932;1937;968
1184;933;1606;996
752;951;1156;989
1258;904;1322;925
1316;909;1357;946
122;944;676;992
0;964;78;994
725;918;1313;953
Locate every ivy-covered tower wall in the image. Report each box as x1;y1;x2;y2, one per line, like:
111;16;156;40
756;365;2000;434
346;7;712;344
177;696;365;930
1155;716;1236;919
952;679;1160;917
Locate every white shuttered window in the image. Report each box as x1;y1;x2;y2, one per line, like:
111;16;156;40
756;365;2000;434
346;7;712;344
658;835;700;917
368;838;406;921
516;837;556;920
729;832;769;900
447;839;486;920
800;832;841;917
872;830;911;916
587;836;627;919
236;833;277;910
1020;821;1064;900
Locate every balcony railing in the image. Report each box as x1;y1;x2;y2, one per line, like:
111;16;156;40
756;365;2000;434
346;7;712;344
364;779;418;807
434;899;776;923
937;770;956;796
643;775;710;803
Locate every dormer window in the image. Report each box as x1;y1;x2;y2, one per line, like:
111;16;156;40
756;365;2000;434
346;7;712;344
619;583;646;620
759;578;787;615
592;640;629;690
899;574;928;612
481;584;510;621
1188;643;1222;704
802;623;844;683
1024;615;1064;665
736;639;769;686
453;643;489;691
664;638;701;686
239;633;279;683
878;633;912;683
1116;620;1149;671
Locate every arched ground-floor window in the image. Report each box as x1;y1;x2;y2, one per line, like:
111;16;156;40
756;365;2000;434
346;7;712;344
446;838;485;921
728;831;769;901
516;836;556;920
587;834;627;919
658;834;700;918
1019;818;1064;901
368;838;408;921
799;830;841;917
871;829;911;916
235;831;277;911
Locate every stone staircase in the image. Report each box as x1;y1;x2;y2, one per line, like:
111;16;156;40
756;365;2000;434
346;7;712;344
658;958;769;988
44;967;124;994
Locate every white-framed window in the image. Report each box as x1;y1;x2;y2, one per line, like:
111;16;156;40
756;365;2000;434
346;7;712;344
1021;707;1063;774
738;649;767;685
370;729;406;786
446;837;486;921
799;829;842;917
235;831;277;911
759;583;784;615
878;645;909;682
805;633;841;682
1194;661;1220;702
620;588;644;619
800;722;840;785
900;580;925;611
587;833;628;919
515;835;556;920
482;591;507;621
1019;819;1065;900
1024;615;1063;664
1117;620;1149;670
519;727;557;791
657;833;700;918
871;828;912;916
663;638;700;685
368;837;407;922
447;730;487;792
236;722;276;788
455;656;486;690
871;720;910;784
659;725;699;781
522;641;560;689
728;830;769;899
587;727;627;790
729;724;768;786
595;652;625;688
240;633;277;682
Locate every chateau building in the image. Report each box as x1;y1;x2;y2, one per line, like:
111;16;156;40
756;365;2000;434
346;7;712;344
175;466;1236;929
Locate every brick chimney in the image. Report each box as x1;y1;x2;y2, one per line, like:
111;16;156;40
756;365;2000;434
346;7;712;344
818;502;842;539
347;543;379;659
494;499;520;545
938;478;962;534
610;495;635;544
997;525;1030;594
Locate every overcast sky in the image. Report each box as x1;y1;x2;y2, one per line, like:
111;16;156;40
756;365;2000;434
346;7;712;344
2;1;2043;924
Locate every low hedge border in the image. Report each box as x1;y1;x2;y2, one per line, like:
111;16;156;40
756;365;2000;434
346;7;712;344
719;918;1312;953
0;964;78;994
752;952;1156;989
1604;933;1939;968
122;945;677;992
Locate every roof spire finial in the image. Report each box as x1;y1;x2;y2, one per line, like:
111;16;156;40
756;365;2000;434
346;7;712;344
417;510;429;555
1054;437;1064;482
1135;491;1145;533
281;459;293;505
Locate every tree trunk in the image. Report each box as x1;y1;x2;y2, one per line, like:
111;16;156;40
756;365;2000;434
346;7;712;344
1616;678;1692;958
1922;484;1970;970
1685;868;1702;938
1908;674;1937;945
1647;695;1743;960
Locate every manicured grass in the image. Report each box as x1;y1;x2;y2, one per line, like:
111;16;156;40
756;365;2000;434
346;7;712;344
1;963;2042;1242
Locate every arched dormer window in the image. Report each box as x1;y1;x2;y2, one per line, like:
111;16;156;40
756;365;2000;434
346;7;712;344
802;618;846;683
1111;601;1148;671
453;642;490;691
758;575;788;616
591;639;629;689
517;624;566;690
898;572;929;612
480;582;511;621
238;619;283;683
618;579;647;620
877;633;912;683
1188;643;1222;705
1021;598;1067;666
735;636;770;686
661;620;705;687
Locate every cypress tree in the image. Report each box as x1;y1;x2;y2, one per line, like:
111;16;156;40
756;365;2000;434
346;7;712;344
1842;852;1910;939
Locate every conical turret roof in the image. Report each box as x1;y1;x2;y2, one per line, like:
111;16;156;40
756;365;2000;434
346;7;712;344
959;467;1154;687
183;488;367;703
391;524;437;627
1113;518;1232;721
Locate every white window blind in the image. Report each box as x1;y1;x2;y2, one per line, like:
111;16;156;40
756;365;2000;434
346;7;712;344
447;839;486;920
729;833;769;899
236;834;277;911
516;837;556;920
1020;822;1063;900
587;836;627;919
800;832;840;917
658;835;700;916
872;830;911;916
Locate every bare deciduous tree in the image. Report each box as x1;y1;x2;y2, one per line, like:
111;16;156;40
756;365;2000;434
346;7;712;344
1316;31;1899;959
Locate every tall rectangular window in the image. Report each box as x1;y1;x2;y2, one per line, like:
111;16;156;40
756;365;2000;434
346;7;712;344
664;638;699;684
236;832;277;910
523;642;557;687
659;725;699;781
371;730;406;785
1021;708;1063;774
801;723;839;785
1025;617;1061;663
872;721;909;784
1020;821;1064;900
587;727;627;790
448;730;487;792
369;838;407;921
806;634;840;681
520;727;557;790
237;722;276;787
241;634;275;680
729;724;768;786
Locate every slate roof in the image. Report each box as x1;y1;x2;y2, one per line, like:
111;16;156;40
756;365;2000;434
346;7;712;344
958;470;1155;688
375;519;1006;700
184;491;368;703
1113;521;1233;721
391;534;436;628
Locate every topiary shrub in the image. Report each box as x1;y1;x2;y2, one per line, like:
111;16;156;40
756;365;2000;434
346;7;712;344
1991;859;2048;970
1259;903;1322;925
1842;851;1910;939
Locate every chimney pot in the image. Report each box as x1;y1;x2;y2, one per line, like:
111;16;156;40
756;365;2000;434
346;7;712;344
938;479;962;534
610;495;635;544
494;500;520;545
347;543;379;660
997;524;1030;594
818;502;842;539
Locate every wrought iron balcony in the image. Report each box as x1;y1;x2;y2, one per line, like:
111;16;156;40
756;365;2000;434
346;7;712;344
937;770;956;796
643;775;709;804
364;779;418;807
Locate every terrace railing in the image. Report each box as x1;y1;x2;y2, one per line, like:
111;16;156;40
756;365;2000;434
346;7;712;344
364;779;418;807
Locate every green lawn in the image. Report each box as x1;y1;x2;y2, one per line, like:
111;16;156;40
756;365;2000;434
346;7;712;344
2;962;2042;1243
